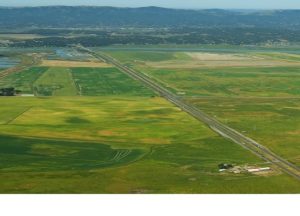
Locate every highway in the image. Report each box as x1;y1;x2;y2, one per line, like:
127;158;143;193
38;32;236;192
77;45;300;181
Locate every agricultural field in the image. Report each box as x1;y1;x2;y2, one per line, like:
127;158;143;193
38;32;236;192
1;97;300;193
104;50;178;63
106;49;300;170
0;47;300;193
106;50;300;97
71;67;153;96
0;67;48;94
185;97;300;166
131;66;300;97
40;60;111;68
33;67;78;96
0;65;153;96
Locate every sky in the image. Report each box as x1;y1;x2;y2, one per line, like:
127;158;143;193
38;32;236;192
0;0;299;9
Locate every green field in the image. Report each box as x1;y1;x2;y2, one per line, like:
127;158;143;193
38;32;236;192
1;97;300;193
126;66;300;97
0;67;48;94
104;51;179;63
106;50;300;97
0;66;154;96
185;97;300;166
71;67;153;96
0;97;219;146
255;52;300;62
107;50;300;170
34;67;78;96
1;48;300;193
0;135;144;172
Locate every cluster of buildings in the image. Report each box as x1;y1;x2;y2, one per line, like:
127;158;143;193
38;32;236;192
218;163;271;174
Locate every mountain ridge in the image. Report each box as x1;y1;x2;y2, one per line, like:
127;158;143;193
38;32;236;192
0;6;300;29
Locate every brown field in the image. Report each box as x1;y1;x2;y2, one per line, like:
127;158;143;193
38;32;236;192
186;52;257;61
40;60;112;68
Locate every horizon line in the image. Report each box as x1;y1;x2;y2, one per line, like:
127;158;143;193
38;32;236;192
0;5;299;10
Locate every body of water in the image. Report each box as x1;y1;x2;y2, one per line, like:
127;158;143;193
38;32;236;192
0;57;19;69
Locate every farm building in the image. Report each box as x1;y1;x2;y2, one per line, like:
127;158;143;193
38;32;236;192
218;163;233;170
247;167;271;173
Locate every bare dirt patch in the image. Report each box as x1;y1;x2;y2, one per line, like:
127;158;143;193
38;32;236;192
186;52;255;61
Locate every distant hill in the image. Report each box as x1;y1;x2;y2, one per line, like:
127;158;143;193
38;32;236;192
0;6;300;29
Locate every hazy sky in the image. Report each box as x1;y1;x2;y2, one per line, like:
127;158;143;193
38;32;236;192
0;0;300;9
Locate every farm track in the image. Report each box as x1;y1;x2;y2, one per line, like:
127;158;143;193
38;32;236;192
76;46;300;181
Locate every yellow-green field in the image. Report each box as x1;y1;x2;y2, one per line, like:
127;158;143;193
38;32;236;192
0;96;213;146
1;96;300;193
106;50;300;97
106;49;300;174
185;97;300;166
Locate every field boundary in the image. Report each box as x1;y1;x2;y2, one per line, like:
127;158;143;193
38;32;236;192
4;106;33;125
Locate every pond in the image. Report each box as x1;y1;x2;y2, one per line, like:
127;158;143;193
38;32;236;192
0;57;20;69
47;48;91;60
